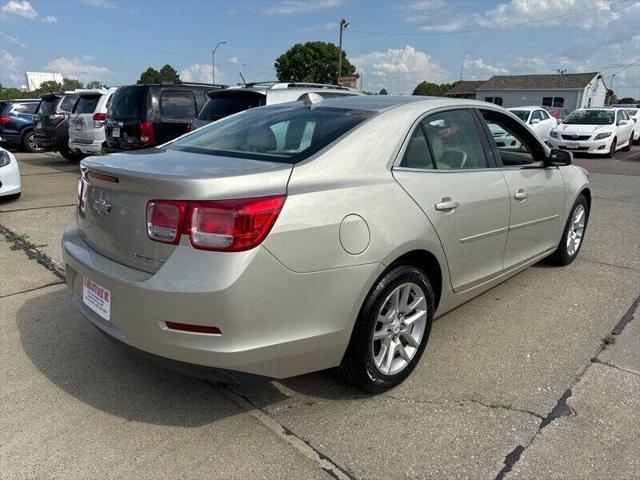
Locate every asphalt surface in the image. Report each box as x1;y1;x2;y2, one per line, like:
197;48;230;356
1;146;639;479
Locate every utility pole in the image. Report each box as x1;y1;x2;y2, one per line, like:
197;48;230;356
212;41;226;84
337;19;349;83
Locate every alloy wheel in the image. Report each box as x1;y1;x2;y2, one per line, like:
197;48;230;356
371;282;427;376
566;204;586;256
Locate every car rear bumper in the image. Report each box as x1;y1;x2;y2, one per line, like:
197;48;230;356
547;136;611;154
69;139;104;154
62;216;379;380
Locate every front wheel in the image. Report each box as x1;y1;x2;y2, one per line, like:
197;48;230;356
546;194;589;266
605;137;616;158
340;265;435;393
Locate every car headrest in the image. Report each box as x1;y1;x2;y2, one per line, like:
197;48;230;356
245;126;276;152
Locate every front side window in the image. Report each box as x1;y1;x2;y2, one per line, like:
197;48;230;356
480;110;542;166
169;105;373;164
160;91;196;121
420;109;489;169
538;109;550;120
511;110;530;122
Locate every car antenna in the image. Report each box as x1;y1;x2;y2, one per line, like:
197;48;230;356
239;72;247;86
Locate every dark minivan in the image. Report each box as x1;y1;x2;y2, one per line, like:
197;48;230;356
105;83;224;151
33;92;81;160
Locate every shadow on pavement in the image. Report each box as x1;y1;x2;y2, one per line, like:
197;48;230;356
16;287;291;426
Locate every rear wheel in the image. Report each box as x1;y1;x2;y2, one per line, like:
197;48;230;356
21;130;44;153
546;194;589;266
340;265;434;393
605;137;616;158
59;145;86;162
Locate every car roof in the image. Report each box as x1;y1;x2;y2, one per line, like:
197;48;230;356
508;106;542;111
299;94;494;113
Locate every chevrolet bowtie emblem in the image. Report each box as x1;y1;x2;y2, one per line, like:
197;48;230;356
93;197;112;215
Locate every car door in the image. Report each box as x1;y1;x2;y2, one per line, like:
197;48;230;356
535;109;554;140
478;109;566;269
393;108;510;293
618;110;634;145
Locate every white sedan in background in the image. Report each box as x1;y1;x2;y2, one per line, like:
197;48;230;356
509;106;557;141
624;108;640;145
0;148;21;200
547;108;635;157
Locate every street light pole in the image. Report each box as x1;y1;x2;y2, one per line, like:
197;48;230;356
212;41;226;84
337;19;349;83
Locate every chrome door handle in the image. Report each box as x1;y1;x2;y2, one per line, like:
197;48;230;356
514;190;529;200
435;198;460;211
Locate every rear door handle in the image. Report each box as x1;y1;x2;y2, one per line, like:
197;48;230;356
514;190;529;200
435;198;460;211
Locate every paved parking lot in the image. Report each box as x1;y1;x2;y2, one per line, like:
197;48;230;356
1;147;639;479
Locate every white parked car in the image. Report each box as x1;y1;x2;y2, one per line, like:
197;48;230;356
488;123;521;150
68;88;118;156
0;148;21;200
548;108;635;157
509;106;556;141
623;108;640;145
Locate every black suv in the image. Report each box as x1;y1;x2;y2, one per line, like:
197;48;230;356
33;92;82;160
105;83;224;151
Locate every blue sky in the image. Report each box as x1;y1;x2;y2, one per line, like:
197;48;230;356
1;0;638;97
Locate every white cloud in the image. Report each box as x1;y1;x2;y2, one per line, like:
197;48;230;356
263;0;343;15
463;58;509;75
228;56;241;65
45;56;111;82
82;0;115;8
0;48;23;85
420;17;467;32
0;0;57;23
409;0;444;10
180;63;222;83
352;45;448;94
0;32;26;47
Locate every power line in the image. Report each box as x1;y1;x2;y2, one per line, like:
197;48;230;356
349;0;633;37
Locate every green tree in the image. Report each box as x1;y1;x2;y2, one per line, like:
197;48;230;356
138;67;161;84
618;97;637;104
38;81;63;94
62;78;84;91
412;81;459;96
159;64;181;83
274;41;355;85
86;80;103;89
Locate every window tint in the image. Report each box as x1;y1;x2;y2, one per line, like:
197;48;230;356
531;110;544;122
564;110;614;125
198;92;265;121
169;105;372;164
480;111;539;166
511;110;530;122
160;90;196;120
420;109;489;169
36;97;57;115
59;95;77;113
400;125;434;169
74;95;100;114
109;87;146;120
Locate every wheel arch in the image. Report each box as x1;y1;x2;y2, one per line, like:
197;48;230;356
387;249;443;311
579;187;591;209
20;126;34;141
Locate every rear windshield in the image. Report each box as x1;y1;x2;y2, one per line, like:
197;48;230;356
169;105;373;164
74;95;101;114
109;86;147;120
510;110;529;122
59;95;77;113
564;110;614;125
198;92;265;121
36;97;58;115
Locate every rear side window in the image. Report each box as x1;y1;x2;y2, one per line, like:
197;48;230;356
109;87;146;120
160;90;196;121
170;105;373;164
421;109;489;169
74;95;100;114
400;125;434;169
198;92;265;121
12;103;38;114
59;95;77;113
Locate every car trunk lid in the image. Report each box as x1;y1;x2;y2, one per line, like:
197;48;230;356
78;148;292;273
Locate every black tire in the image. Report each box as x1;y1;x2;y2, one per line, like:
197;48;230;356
1;192;21;201
605;137;616;158
21;130;44;153
59;145;86;162
545;194;589;266
340;265;435;393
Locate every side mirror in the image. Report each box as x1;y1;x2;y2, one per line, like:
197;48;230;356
617;120;628;126
546;148;572;166
530;118;540;124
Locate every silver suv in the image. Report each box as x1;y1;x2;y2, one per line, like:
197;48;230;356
192;82;359;128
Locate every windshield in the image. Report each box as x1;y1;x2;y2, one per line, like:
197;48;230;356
564;110;614;125
109;86;146;120
36;97;58;115
510;110;530;122
169;105;373;164
74;95;100;114
198;92;265;121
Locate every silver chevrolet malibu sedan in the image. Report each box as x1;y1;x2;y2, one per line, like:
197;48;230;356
62;95;590;392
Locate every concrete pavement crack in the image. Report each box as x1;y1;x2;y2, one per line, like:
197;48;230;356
0;281;65;299
0;223;65;280
591;358;640;378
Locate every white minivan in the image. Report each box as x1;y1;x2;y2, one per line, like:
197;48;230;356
68;88;117;156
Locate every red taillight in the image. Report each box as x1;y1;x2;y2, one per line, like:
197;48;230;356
145;195;286;251
139;121;155;145
0;115;10;125
93;112;107;128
